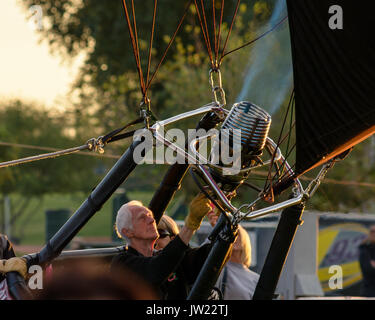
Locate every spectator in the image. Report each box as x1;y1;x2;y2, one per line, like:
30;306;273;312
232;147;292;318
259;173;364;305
206;206;259;300
35;259;157;300
359;224;375;297
216;225;259;300
111;193;213;299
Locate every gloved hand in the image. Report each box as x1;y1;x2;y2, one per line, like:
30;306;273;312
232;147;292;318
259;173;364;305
0;257;28;279
185;193;212;230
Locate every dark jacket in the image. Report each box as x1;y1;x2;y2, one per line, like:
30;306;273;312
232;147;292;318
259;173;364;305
162;241;212;300
359;240;375;297
111;235;212;299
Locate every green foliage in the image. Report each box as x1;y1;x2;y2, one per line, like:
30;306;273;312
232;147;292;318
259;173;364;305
0;100;103;196
307;140;375;212
14;0;375;214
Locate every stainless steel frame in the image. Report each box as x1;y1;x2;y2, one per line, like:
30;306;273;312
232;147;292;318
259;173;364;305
147;103;332;226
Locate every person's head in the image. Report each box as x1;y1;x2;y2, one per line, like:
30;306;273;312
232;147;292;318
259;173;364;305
115;201;158;245
369;224;375;243
155;215;179;250
35;259;158;300
231;225;252;268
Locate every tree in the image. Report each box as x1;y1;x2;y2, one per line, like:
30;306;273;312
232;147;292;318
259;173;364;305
0;100;111;238
20;1;275;128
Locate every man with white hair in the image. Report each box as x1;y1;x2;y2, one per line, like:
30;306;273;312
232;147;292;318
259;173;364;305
111;193;212;299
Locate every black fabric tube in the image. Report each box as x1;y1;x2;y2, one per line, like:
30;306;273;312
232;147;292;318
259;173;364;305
30;138;145;266
187;224;237;300
252;202;305;300
2;234;33;300
6;272;33;300
149;111;222;224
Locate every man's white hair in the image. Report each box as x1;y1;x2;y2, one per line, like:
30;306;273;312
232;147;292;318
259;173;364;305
115;200;143;244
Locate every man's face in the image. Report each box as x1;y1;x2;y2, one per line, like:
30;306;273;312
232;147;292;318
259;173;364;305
129;206;159;241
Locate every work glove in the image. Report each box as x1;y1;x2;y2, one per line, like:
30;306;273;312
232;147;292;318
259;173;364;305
0;257;28;279
185;193;212;230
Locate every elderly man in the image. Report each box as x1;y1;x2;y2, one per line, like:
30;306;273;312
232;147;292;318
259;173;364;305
111;193;213;299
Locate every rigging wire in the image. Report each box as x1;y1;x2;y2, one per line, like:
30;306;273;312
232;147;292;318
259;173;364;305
0;141;374;189
121;0;146;96
193;0;241;69
130;0;145;94
193;1;287;68
0;115;143;168
215;0;225;63
194;0;214;67
218;0;241;65
281;95;295;175
0;142;121;159
0;144;95;169
263;89;295;196
146;0;158;87
121;0;193;102
220;15;288;61
145;0;193;93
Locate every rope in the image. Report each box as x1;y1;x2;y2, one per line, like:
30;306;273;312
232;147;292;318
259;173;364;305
122;0;192;102
264;90;295;193
0;145;373;189
220;15;288;61
0;141;120;159
252;170;375;189
0;116;142;169
121;0;146;96
145;0;193;93
219;0;241;64
0;144;90;169
215;0;225;63
194;0;214;67
146;0;158;87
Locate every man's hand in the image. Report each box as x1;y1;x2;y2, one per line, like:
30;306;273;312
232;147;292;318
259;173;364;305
185;193;212;231
370;260;375;268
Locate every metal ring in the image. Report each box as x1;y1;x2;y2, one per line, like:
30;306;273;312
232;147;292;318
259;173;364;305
212;86;226;106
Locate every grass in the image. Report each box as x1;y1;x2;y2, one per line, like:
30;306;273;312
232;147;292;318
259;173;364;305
8;190;162;246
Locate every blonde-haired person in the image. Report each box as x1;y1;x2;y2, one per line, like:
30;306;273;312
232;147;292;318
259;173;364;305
216;225;259;300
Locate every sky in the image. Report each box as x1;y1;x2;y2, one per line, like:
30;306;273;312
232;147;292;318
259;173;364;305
0;0;82;108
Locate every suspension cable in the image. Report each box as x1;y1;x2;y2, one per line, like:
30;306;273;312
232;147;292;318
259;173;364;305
220;15;288;62
264;89;295;194
145;0;193;93
122;0;193;103
219;0;241;65
146;0;158;87
0;143;95;169
194;0;214;67
215;0;224;63
0;115;143;168
121;0;146;96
